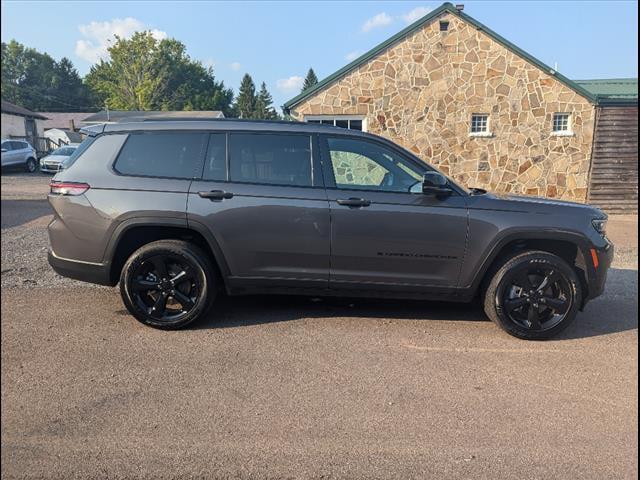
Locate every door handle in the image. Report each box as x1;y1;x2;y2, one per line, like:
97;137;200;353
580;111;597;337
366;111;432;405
336;198;371;208
198;190;234;201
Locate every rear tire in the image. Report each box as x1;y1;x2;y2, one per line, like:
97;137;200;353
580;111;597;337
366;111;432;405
25;157;37;173
120;240;216;330
483;251;581;340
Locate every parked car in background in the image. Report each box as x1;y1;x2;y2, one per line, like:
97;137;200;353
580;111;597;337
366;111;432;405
40;145;78;173
47;120;613;339
1;139;38;172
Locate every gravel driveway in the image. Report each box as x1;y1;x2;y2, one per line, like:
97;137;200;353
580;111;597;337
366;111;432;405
1;172;637;479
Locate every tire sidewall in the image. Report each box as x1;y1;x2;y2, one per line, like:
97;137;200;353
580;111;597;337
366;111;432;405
25;158;37;173
120;242;214;329
488;252;581;340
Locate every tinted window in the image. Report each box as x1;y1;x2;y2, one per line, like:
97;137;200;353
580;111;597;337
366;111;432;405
115;132;207;178
326;137;423;193
229;134;312;187
1;141;12;151
203;133;227;181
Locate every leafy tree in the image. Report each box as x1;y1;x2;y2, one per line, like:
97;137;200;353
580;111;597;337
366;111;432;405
254;82;279;120
235;73;257;119
302;68;318;92
1;40;94;111
85;32;234;115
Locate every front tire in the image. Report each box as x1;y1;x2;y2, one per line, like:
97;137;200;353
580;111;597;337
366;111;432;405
25;157;37;173
120;240;216;329
483;251;582;340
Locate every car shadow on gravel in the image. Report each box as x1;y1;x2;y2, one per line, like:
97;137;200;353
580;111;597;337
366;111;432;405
1;199;52;229
190;268;638;340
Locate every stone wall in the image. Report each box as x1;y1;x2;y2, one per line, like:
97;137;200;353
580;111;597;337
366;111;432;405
289;12;596;201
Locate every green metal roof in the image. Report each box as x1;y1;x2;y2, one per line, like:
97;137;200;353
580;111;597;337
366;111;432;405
575;78;638;105
284;2;604;112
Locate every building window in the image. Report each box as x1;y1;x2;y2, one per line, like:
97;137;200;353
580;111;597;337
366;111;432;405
305;116;366;132
470;114;491;137
552;113;573;136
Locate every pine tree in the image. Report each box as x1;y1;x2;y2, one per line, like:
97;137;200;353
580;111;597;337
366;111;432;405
235;73;256;119
255;82;278;120
302;68;318;92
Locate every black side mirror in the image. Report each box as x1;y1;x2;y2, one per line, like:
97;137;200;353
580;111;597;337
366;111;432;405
422;171;453;197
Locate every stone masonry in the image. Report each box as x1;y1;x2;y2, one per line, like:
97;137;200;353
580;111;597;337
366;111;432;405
289;12;596;201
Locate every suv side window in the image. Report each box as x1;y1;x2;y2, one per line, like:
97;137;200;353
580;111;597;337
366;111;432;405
1;141;12;151
114;132;207;179
229;133;312;187
202;133;227;181
325;136;423;193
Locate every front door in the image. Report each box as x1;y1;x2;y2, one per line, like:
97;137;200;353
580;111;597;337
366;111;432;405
188;132;330;290
320;135;468;292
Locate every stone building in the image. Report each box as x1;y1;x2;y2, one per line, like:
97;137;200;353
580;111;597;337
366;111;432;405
284;3;638;211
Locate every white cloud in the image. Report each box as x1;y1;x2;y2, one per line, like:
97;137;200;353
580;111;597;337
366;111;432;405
75;17;167;63
361;12;393;33
345;50;363;62
401;6;433;24
276;75;304;92
230;62;242;71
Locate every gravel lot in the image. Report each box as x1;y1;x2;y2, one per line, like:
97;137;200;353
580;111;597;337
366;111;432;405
1;172;638;479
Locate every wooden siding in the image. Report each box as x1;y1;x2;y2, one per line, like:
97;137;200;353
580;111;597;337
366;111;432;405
588;106;638;213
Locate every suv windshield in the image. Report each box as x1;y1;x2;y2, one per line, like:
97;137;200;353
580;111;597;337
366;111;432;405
52;147;76;156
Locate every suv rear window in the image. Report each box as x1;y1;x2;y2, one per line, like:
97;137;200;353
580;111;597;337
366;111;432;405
229;133;311;187
115;132;207;179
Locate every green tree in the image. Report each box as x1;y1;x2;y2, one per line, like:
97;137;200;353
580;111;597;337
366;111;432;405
1;40;94;111
302;68;318;92
85;32;234;115
235;73;257;119
254;82;278;120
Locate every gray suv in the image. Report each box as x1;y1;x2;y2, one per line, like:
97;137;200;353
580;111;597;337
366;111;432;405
1;139;38;172
47;120;613;339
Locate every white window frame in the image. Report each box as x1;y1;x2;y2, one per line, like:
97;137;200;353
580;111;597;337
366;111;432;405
469;113;492;137
551;112;574;136
304;115;367;132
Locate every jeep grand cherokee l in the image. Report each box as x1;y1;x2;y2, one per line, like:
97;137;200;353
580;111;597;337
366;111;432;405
47;120;613;339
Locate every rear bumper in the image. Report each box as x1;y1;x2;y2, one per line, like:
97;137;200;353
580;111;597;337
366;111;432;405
48;250;114;286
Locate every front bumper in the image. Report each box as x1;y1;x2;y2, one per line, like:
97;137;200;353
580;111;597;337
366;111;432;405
40;164;62;173
584;239;614;303
48;250;114;286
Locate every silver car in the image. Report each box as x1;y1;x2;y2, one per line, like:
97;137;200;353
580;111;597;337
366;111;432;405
1;139;38;172
40;145;78;173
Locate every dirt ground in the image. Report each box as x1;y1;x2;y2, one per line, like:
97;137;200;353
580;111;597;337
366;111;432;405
1;171;637;479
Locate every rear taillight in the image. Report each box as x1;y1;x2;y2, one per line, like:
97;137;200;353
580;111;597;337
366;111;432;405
49;181;90;196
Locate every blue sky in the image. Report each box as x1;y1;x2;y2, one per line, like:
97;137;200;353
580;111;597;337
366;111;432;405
1;1;638;111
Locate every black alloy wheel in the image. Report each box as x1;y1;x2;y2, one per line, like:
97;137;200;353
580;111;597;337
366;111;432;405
500;264;572;331
120;240;216;329
129;254;201;322
484;251;581;340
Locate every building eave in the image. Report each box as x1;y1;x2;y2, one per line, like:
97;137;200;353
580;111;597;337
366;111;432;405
283;2;598;113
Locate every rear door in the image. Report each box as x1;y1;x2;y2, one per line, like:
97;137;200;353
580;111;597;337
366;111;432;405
320;134;468;292
187;131;330;290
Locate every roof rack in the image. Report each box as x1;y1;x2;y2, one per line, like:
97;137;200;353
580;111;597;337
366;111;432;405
140;117;303;125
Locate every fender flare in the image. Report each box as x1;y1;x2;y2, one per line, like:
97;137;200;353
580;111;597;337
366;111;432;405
103;216;232;282
466;227;594;292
